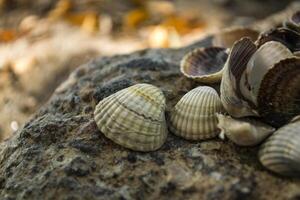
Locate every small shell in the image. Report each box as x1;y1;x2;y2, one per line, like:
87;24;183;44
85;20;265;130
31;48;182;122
256;28;300;52
284;10;300;32
217;114;275;146
180;47;228;83
244;41;293;104
257;57;300;127
258;117;300;177
213;27;259;48
169;86;224;140
94;83;168;152
220;37;258;118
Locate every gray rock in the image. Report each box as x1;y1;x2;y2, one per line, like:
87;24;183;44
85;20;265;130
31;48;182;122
0;36;299;200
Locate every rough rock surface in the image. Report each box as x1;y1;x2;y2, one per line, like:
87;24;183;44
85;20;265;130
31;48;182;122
0;36;299;200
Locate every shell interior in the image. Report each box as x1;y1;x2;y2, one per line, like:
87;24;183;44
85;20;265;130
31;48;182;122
180;47;228;83
220;37;258;117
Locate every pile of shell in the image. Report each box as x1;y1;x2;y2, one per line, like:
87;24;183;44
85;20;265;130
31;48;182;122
94;12;300;177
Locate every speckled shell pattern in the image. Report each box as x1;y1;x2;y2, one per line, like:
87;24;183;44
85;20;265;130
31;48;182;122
94;83;168;152
169;86;224;140
258;117;300;177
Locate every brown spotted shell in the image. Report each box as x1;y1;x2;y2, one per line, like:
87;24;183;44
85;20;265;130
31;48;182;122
258;116;300;177
180;47;228;83
94;83;168;152
213;27;259;48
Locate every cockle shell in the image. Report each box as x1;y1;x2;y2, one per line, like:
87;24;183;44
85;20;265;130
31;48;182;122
220;37;258;118
243;41;293;104
169;86;224;140
283;11;300;32
94;83;168;152
256;28;300;52
257;57;300;127
180;47;228;83
258;116;300;177
217;114;275;146
213;27;259;48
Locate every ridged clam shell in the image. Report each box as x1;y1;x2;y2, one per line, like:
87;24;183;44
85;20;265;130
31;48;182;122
169;86;224;140
256;28;300;52
257;57;300;127
244;41;293;104
217;114;275;146
180;47;228;83
258;117;300;177
94;83;168;152
220;37;258;118
213;27;259;48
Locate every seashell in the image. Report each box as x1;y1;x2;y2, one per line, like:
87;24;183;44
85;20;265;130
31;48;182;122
257;57;300;127
220;37;258;118
94;83;168;152
258;117;300;177
213;27;259;48
243;41;293;104
217;114;275;146
180;47;228;83
294;50;300;57
169;86;224;140
283;11;300;33
256;28;300;52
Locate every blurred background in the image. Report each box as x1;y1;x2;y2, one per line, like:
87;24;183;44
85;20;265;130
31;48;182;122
0;0;296;141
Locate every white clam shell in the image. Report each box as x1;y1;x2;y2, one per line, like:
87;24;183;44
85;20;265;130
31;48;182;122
217;114;275;146
244;41;293;104
258;117;300;177
220;37;258;118
94;83;168;152
169;86;224;140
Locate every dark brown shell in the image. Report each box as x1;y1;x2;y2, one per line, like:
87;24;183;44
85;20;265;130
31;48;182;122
213;27;259;48
256;28;300;52
257;57;300;127
180;47;228;83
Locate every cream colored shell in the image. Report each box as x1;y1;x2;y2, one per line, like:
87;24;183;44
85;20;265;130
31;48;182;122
94;83;168;152
220;37;259;118
169;86;224;140
217;114;275;146
258;117;300;177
